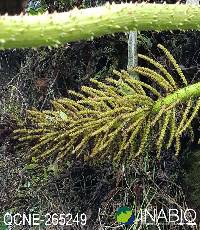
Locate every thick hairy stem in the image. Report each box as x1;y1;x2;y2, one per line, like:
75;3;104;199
1;3;200;49
153;82;200;113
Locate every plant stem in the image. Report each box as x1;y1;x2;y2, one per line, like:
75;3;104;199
152;82;200;113
127;31;139;79
186;0;199;5
1;3;200;49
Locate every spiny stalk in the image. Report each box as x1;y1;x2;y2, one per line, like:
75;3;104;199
1;3;200;49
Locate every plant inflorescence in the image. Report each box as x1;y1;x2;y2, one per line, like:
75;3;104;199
13;44;200;164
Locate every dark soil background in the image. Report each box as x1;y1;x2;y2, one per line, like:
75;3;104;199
0;0;200;229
